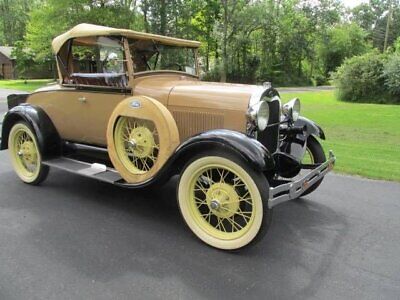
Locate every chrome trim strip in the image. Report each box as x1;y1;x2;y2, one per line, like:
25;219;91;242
268;150;336;208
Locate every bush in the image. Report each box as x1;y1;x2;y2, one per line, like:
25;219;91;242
311;73;328;86
333;52;390;103
383;54;400;102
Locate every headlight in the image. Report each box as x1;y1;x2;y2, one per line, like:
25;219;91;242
282;98;300;121
247;100;269;131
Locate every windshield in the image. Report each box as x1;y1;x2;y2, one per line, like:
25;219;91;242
130;40;197;76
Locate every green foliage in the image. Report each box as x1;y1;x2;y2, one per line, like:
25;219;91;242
26;0;144;60
1;0;399;87
333;51;388;103
352;0;400;51
0;0;34;45
394;37;400;52
11;41;35;78
317;23;370;77
383;54;400;100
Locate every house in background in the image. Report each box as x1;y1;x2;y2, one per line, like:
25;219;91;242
0;46;16;79
0;46;55;80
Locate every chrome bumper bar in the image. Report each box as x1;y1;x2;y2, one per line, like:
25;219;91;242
268;150;336;208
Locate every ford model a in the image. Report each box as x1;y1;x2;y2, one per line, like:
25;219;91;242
0;24;335;250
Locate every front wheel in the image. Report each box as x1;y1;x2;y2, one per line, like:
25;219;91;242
8;122;49;185
301;135;326;196
177;153;272;250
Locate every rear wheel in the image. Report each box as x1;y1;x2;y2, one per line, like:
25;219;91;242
301;135;326;196
8;122;49;185
177;153;271;250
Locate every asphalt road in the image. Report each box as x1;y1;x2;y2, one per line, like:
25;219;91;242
1;87;400;299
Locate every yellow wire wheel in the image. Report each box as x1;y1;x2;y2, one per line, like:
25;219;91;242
178;156;266;250
8;122;45;184
114;117;160;174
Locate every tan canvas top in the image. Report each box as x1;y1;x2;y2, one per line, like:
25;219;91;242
52;23;201;54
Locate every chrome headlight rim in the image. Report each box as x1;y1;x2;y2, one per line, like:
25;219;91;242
282;98;301;122
247;100;269;131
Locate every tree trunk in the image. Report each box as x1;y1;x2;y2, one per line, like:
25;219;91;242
160;0;167;35
221;0;228;82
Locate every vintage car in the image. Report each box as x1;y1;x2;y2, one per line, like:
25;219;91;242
0;24;335;250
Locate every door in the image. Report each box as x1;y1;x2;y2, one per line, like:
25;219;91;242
58;36;131;146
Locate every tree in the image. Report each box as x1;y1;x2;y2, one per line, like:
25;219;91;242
317;23;370;77
352;0;400;51
0;0;34;45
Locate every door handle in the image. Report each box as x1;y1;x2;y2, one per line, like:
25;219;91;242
78;97;87;103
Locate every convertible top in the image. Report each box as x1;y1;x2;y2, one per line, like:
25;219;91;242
52;23;201;54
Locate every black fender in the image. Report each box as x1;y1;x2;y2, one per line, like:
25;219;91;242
280;116;325;163
115;129;275;189
173;129;274;172
295;116;325;140
0;104;61;159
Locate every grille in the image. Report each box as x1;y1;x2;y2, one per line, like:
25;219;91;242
171;110;224;141
257;99;280;153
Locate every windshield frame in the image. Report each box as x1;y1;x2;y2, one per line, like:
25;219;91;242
128;39;199;78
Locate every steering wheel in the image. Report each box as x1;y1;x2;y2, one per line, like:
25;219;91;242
164;63;184;71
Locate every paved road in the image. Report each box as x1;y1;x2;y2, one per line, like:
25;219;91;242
1;151;400;299
277;86;334;93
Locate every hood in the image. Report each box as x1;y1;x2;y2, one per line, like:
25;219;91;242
132;73;263;111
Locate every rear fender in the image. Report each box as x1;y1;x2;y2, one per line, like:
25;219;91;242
0;104;61;159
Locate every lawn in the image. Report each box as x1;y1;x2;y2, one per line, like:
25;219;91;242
0;79;54;92
281;91;400;182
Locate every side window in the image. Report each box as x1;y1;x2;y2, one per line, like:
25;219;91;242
68;36;128;88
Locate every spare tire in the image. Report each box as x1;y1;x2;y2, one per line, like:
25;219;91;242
107;96;180;183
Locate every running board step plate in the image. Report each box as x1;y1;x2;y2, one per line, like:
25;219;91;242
43;157;123;184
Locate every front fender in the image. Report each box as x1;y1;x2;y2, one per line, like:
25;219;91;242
174;129;274;172
0;104;61;159
115;129;274;189
281;116;326;161
295;116;325;140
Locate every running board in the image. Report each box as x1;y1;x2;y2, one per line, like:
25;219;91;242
43;157;123;184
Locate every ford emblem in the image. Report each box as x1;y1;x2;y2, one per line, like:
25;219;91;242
130;100;141;108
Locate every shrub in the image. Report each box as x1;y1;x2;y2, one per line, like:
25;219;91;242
333;51;389;103
383;54;400;102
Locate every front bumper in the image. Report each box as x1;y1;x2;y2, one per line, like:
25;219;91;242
268;150;336;208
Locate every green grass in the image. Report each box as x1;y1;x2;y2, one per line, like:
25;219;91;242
281;91;400;182
0;79;54;92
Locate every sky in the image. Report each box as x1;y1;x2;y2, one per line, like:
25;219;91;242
342;0;368;8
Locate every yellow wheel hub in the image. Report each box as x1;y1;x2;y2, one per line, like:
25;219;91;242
128;126;155;158
206;182;240;219
114;116;159;174
19;141;38;165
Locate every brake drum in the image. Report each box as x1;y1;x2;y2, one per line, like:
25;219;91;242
107;96;180;183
